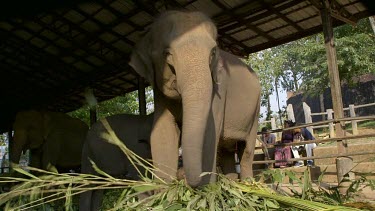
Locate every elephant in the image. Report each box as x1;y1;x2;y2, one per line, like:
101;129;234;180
129;10;261;187
79;113;153;211
10;110;88;173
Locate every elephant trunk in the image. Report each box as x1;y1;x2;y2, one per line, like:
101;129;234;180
178;54;215;187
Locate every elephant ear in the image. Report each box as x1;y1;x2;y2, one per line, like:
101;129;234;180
129;31;154;85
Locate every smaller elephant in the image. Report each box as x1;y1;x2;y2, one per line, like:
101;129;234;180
11;110;88;173
79;113;153;211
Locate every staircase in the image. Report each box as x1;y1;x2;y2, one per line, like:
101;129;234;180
253;143;375;183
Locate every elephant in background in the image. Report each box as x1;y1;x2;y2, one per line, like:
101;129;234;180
79;113;153;211
130;10;261;187
11;110;88;173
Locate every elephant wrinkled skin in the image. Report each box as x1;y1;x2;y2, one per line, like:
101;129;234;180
79;114;153;211
11;110;88;173
130;11;261;187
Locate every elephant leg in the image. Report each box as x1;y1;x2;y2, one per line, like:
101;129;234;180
91;190;104;211
240;123;259;179
42;136;60;172
29;149;42;169
151;97;180;182
41;152;58;173
79;191;92;211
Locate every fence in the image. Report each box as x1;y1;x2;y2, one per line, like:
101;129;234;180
255;115;375;193
287;102;375;137
259;117;278;139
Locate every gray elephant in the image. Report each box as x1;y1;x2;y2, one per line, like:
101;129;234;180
11;110;88;173
130;11;261;187
79;113;153;211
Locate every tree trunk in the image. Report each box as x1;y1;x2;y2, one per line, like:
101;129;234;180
320;93;326;121
267;94;271;120
275;78;282;124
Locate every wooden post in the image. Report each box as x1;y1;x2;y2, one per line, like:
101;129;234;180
320;0;346;152
90;107;97;126
349;104;358;135
7;129;12;173
303;102;314;135
327;109;335;138
270;118;276;130
138;76;147;116
369;16;375;34
319;94;326;121
270;117;277;139
336;157;355;195
286;104;295;122
84;87;97;126
321;0;351;194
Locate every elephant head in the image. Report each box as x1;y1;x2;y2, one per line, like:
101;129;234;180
11;110;47;166
130;11;221;186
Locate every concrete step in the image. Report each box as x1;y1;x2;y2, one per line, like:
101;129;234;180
313;143;375;165
253;150;266;170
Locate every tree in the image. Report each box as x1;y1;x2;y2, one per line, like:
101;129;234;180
246;50;277;120
246;18;374;120
69;87;154;125
283;18;375;95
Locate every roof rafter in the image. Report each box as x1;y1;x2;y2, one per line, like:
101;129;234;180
260;1;303;31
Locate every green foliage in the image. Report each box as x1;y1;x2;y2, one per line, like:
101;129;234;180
69;87;154;125
256;168;375;210
247;17;375;108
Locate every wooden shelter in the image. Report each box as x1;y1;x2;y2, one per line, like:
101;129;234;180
0;0;373;132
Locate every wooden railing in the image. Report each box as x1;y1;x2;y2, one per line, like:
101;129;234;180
287;102;375;137
254;115;375;189
254;115;375;164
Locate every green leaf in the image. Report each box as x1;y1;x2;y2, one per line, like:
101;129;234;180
13;167;40;180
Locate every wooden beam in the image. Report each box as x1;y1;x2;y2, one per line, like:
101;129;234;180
309;0;357;26
218;0;301;33
7;19;96;71
133;0;160;16
260;1;304;32
330;0;357;26
138;76;147;115
244;10;371;54
38;13;130;66
320;0;345;153
211;0;259;52
0;35;72;87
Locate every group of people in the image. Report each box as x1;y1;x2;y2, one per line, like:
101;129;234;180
260;120;317;168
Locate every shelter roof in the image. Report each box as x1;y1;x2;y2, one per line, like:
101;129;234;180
0;0;373;131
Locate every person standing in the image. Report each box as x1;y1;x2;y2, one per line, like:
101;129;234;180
274;121;296;168
261;127;276;145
